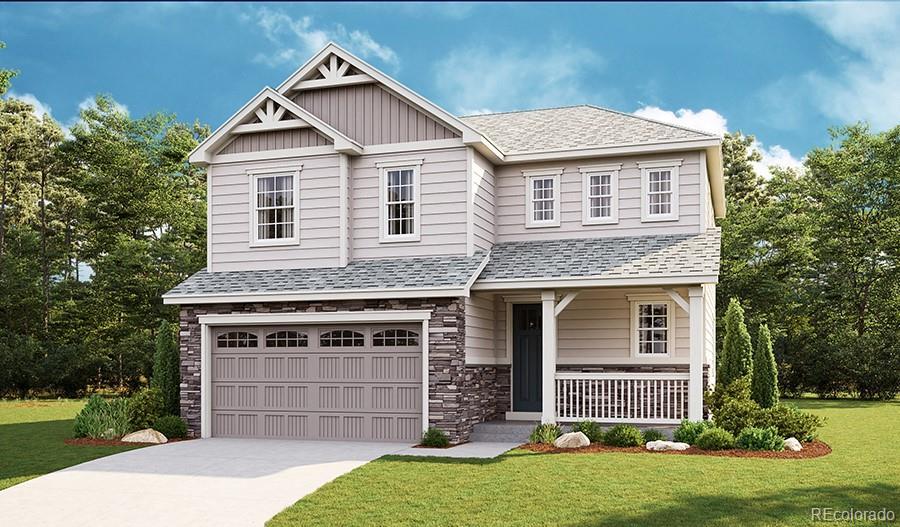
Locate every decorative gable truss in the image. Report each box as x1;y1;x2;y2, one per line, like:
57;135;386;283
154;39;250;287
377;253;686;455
189;87;362;164
292;52;375;91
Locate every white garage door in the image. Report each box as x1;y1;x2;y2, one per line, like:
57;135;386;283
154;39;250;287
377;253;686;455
211;324;423;442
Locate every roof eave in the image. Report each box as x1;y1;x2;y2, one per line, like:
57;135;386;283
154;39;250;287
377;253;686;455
471;273;720;291
498;137;721;164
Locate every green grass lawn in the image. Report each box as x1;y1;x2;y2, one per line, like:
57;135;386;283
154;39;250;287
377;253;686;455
270;400;900;527
0;399;142;491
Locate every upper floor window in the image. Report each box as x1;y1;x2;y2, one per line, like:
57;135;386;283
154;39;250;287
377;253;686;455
378;160;422;243
632;301;671;356
250;169;300;246
217;331;258;348
638;160;681;222
524;168;562;228
580;164;621;225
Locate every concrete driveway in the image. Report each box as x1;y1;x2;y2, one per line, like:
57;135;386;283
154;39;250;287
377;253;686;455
0;438;412;527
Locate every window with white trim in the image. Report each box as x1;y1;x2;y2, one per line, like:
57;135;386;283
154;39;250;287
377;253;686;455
250;170;299;245
379;162;421;242
525;170;561;227
633;302;671;356
639;160;681;222
581;166;619;224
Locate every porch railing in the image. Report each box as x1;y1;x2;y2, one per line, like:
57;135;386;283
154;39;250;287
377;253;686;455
555;372;690;424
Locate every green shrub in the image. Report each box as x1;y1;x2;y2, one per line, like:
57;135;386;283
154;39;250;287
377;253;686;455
529;423;562;444
73;395;131;439
603;424;644;447
421;427;450;448
673;420;711;444
736;426;784;451
706;376;752;416
719;298;753;387
642;429;666;443
751;324;779;408
152;320;181;416
760;404;824;442
153;415;187;439
128;387;165;430
713;396;763;436
694;427;735;450
571;421;604;443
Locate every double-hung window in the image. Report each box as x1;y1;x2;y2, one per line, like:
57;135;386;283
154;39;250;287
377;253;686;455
249;169;300;246
632;301;672;356
524;169;562;228
378;160;422;242
638;159;681;222
580;164;620;224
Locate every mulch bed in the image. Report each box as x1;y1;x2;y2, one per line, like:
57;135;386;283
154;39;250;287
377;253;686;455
520;440;831;459
64;437;193;447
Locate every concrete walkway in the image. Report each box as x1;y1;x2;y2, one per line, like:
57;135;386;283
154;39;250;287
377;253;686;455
0;438;519;527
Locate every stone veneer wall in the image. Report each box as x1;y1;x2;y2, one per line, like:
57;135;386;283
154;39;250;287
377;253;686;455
179;297;488;443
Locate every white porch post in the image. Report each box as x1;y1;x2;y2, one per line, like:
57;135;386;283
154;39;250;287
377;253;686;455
688;287;704;421
541;290;557;424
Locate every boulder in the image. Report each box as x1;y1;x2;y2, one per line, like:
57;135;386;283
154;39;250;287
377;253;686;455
553;431;590;449
121;428;168;444
783;437;803;451
645;440;690;451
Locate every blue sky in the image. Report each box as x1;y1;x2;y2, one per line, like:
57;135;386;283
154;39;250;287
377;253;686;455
2;2;899;175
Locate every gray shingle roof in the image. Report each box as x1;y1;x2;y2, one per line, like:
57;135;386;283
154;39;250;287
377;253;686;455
165;252;488;298
459;105;717;154
477;230;721;282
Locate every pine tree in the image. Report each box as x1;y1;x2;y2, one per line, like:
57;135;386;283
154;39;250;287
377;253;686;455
751;323;779;408
151;320;180;416
719;298;753;386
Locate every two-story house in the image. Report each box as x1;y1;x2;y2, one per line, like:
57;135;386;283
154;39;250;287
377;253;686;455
164;43;724;444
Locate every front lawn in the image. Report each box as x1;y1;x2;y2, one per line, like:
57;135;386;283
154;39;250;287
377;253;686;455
0;399;142;491
270;400;899;526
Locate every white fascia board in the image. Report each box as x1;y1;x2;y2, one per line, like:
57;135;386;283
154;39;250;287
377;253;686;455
163;286;469;305
276;42;502;161
198;310;433;326
499;138;721;164
463;252;492;294
470;274;719;291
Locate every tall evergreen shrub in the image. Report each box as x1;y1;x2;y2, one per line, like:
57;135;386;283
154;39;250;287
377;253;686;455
151;320;180;416
751;324;779;408
719;298;753;387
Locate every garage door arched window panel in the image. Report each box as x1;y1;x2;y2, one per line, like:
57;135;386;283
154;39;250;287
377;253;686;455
319;329;365;348
373;329;420;347
216;331;258;348
265;330;308;348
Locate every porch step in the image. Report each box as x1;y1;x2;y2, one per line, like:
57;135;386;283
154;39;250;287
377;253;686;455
470;421;538;443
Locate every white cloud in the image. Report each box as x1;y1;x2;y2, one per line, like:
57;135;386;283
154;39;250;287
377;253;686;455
752;141;805;180
247;8;398;70
632;106;728;136
434;42;604;115
633;105;803;178
6;91;53;119
764;3;900;130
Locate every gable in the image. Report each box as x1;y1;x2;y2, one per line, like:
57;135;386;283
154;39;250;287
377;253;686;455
218;128;331;155
291;84;460;146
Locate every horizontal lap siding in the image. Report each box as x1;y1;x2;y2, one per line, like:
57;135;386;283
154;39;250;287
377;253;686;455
465;294;496;363
292;84;460;145
558;288;690;363
472;151;496;252
218;128;332;154
495;151;704;241
209;155;341;271
351;148;469;259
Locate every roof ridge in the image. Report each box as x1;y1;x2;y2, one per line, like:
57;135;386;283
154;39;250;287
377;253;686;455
584;104;719;138
458;104;591;119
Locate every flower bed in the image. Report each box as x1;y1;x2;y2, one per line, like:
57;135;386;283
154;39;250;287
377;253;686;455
64;437;192;447
520;440;831;459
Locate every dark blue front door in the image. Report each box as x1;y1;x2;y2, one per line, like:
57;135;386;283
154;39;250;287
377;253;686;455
513;304;542;412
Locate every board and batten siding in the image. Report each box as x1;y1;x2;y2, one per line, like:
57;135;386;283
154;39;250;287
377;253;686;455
291;84;460;146
467;288;692;365
472;150;496;252
217;128;332;155
494;151;705;242
351;147;469;259
208;154;341;272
